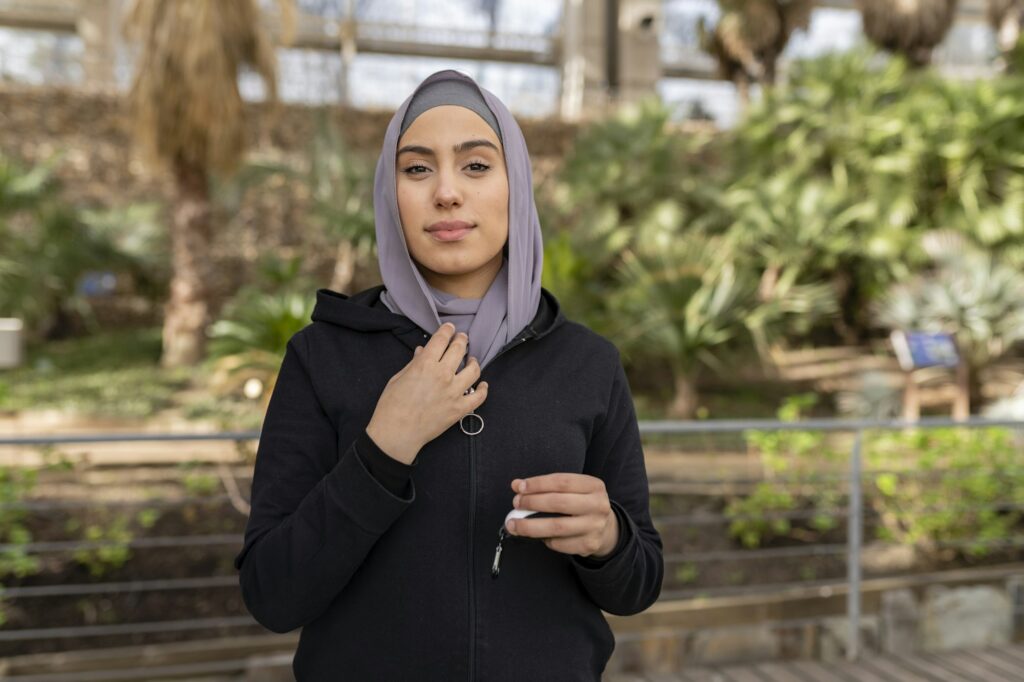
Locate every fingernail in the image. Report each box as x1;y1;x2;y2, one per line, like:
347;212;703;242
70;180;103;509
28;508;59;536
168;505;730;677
518;481;527;493
507;520;516;533
513;495;520;508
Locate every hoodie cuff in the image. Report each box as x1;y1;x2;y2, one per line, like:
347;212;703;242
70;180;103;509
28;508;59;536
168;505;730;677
355;429;415;498
572;500;632;568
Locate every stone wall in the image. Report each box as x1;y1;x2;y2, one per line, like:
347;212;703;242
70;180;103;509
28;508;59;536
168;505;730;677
605;577;1024;673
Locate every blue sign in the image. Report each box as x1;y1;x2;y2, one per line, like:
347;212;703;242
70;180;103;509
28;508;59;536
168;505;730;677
76;271;118;297
890;330;960;371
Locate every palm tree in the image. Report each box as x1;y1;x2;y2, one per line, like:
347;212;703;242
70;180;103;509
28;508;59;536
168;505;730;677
610;232;834;419
698;0;815;106
857;0;959;67
988;0;1024;71
123;1;288;367
611;237;757;418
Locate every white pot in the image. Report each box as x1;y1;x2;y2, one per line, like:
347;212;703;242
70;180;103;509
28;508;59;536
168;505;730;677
0;318;23;369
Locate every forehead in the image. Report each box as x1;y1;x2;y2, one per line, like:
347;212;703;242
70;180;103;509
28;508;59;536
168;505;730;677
398;105;502;148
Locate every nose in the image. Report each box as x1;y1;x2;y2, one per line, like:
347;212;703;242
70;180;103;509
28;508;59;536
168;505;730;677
433;168;462;209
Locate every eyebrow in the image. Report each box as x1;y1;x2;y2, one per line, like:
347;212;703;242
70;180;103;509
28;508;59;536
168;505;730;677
396;139;500;157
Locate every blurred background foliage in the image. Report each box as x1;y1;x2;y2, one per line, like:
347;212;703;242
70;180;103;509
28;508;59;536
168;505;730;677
5;47;1024;422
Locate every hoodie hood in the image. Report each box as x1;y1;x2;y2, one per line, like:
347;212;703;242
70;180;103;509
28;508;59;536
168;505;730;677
311;285;565;353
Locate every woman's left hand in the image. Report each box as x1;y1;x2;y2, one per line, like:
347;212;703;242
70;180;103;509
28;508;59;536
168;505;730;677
506;474;619;559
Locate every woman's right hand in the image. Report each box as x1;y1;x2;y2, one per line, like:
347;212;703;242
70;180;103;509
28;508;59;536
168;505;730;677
365;322;489;464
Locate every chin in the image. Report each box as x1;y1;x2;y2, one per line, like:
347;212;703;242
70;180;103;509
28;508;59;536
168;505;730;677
422;259;488;277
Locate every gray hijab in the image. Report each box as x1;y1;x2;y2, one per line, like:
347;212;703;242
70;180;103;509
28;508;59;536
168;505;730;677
374;69;543;369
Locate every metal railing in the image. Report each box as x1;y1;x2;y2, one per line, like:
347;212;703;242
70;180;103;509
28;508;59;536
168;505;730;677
0;416;1023;671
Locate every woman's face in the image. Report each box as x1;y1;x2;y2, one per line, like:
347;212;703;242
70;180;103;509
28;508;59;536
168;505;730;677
396;105;509;298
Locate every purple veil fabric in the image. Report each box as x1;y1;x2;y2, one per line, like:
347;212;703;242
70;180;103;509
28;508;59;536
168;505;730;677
373;69;543;369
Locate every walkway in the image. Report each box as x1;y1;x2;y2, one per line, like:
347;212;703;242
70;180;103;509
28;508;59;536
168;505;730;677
607;643;1024;681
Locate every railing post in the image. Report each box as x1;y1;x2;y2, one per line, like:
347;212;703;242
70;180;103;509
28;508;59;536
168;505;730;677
846;428;863;661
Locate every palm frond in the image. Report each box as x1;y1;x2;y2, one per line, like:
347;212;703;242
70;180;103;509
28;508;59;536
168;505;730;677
124;0;285;173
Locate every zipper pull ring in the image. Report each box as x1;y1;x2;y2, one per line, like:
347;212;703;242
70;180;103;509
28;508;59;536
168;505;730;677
491;526;508;578
460;411;484;436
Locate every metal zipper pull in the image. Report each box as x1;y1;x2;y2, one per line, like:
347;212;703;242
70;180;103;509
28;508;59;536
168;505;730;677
461;386;484;436
491;526;508;578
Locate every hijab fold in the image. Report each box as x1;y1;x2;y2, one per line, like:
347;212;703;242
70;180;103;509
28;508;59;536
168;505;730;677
373;69;543;369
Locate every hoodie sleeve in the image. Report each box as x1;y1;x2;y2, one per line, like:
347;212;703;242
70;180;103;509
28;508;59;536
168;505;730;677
570;349;664;616
234;331;415;633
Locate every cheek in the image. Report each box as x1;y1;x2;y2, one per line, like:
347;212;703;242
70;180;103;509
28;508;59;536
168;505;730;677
480;177;509;229
396;184;415;221
396;184;423;239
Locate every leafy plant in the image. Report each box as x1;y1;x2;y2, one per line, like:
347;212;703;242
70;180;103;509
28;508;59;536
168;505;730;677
0;154;139;340
306;113;377;294
875;231;1024;412
537;96;715;335
0;466;42;627
0;467;41;580
727;394;844;547
865;427;1024;558
67;513;134;578
730;391;1024;559
726;484;797;549
205;252;316;405
714;49;1024;339
179;461;220;497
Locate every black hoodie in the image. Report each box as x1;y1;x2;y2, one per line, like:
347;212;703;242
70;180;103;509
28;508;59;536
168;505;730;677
235;285;664;681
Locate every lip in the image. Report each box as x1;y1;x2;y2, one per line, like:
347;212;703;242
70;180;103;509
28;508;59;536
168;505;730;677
426;220;475;242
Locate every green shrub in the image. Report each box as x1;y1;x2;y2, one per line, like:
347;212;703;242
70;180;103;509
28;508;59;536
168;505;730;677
730;393;1024;559
865;427;1024;557
727;394;844;547
0;466;41;626
66;513;134;578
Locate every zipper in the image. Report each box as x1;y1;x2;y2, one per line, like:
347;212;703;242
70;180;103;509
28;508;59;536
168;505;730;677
467;325;537;680
491;525;508;577
467;431;476;681
484;326;537;372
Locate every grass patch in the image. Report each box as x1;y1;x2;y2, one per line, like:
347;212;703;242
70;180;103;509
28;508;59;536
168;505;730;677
0;327;260;426
0;328;189;418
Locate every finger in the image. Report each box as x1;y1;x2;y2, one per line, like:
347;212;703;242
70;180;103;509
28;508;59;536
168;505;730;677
439;331;469;373
511;473;605;495
459;381;488;414
513;491;604;516
422;323;457;362
509;514;591;539
455;356;482;393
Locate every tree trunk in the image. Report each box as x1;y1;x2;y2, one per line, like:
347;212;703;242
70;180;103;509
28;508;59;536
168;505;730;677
329;239;356;293
668;370;699;420
736;73;751;112
161;157;214;368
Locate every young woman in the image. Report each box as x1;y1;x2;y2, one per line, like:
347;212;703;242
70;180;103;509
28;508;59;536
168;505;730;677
235;69;663;681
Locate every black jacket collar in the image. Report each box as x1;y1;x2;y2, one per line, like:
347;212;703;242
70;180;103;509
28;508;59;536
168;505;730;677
312;284;565;351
